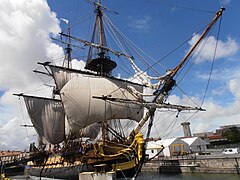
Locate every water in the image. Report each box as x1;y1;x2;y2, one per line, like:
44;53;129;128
9;172;240;180
136;172;240;180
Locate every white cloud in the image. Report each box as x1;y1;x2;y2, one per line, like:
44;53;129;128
229;79;240;98
196;66;240;82
148;66;240;137
0;0;63;90
189;34;239;63
71;59;86;70
0;118;36;150
180;74;240;134
220;0;231;5
0;0;63;150
127;15;151;32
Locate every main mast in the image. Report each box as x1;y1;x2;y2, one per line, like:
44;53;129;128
85;0;117;142
84;0;117;76
65;22;72;68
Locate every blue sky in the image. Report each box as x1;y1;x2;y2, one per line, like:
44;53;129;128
0;0;239;150
47;0;240;79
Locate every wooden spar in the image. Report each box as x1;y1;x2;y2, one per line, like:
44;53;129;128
33;70;51;76
13;93;61;102
153;7;225;103
97;0;104;47
59;33;133;59
92;96;205;111
20;124;33;127
171;7;225;78
51;37;82;49
38;62;145;87
66;22;72;68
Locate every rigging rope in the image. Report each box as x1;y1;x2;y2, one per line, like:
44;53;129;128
73;0;80;32
19;97;31;144
103;14;167;73
104;22;211;98
161;111;198;139
201;14;223;107
144;0;215;14
169;25;217;109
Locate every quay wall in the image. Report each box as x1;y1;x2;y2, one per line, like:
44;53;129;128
142;155;240;174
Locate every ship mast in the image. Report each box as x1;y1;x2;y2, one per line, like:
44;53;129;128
65;22;72;68
97;0;104;47
84;0;117;76
85;0;116;142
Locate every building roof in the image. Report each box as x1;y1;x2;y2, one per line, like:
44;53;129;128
208;135;224;139
147;137;190;149
0;151;22;157
147;138;176;148
181;137;209;146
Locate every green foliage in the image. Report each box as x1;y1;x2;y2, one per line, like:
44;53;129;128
222;127;240;143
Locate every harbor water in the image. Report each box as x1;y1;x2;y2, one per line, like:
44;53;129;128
135;172;240;180
9;172;240;180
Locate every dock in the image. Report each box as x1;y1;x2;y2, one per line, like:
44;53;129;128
0;151;30;176
142;154;240;174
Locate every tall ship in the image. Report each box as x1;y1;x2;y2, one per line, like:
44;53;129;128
14;1;225;179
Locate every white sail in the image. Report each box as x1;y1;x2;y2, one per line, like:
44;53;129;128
78;123;100;140
60;74;144;132
66;122;100;140
49;65;76;91
49;65;101;138
24;96;65;144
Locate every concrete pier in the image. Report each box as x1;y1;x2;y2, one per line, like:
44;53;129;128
142;154;240;174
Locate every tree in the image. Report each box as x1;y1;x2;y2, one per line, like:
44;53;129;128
222;127;240;143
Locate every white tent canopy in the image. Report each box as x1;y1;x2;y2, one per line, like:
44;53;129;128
181;137;209;153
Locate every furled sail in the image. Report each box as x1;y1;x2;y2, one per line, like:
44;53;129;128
60;73;144;132
23;95;65;144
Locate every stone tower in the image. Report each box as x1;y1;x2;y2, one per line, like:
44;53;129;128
181;122;192;137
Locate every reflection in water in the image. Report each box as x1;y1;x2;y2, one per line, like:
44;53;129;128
10;172;240;180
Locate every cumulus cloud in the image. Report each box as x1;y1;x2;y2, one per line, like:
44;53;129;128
0;0;63;150
0;0;63;90
181;75;240;134
189;34;239;63
148;65;240;138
